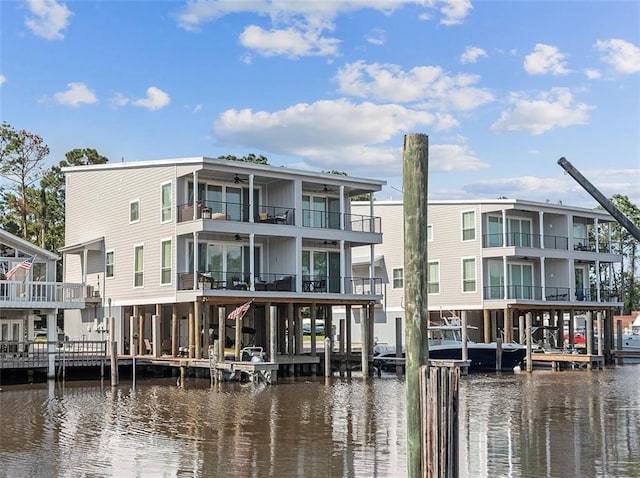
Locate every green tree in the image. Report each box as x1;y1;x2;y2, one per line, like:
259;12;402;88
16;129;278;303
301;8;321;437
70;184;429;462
608;194;640;313
40;148;109;253
0;123;49;240
218;153;268;164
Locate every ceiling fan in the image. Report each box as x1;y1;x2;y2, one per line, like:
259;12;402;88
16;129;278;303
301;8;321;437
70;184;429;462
234;174;245;184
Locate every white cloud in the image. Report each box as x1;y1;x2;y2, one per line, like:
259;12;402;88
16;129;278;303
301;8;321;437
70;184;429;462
175;1;471;58
438;0;473;26
490;87;592;135
366;27;386;46
585;68;602;80
132;87;171;111
53;82;97;106
212;98;487;176
239;25;340;58
595;39;640;75
335;61;494;111
460;46;487;64
0;75;6;85
25;0;73;41
524;43;570;76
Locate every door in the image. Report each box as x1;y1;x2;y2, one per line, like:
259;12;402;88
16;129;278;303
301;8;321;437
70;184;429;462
509;218;532;247
509;263;533;299
487;216;503;247
488;261;504;299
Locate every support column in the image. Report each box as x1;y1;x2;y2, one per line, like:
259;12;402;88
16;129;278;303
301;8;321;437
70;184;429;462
171;304;178;357
203;300;210;354
503;307;511;343
345;304;352;377
194;300;202;358
483;309;491;343
138;310;145;356
269;305;278;383
151;313;161;357
188;303;194;358
218;307;226;363
360;306;369;376
287;303;294;357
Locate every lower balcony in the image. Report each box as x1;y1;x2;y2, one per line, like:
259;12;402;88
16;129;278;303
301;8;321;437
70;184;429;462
483;285;619;303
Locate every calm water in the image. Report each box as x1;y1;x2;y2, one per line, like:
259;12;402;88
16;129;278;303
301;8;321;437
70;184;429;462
1;365;639;478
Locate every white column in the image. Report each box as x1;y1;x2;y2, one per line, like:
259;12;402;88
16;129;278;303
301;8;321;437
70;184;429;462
539;211;545;249
608;223;612;253
596;260;601;301
340;239;345;294
540;257;546;300
340;185;345;230
193;231;198;289
503;256;508;300
595;218;599;252
502;209;507;246
249;233;255;289
249;174;254;223
295;236;302;292
47;311;57;379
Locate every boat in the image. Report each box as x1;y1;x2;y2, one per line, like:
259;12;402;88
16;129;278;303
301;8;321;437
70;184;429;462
373;318;527;372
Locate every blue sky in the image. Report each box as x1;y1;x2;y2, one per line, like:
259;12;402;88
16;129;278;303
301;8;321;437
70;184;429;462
1;0;639;208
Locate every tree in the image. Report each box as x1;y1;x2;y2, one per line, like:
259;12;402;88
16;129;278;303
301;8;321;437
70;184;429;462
218;153;268;164
608;195;640;313
40;148;109;253
0;123;49;240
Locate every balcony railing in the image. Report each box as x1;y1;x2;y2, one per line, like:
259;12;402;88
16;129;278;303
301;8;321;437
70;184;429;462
345;213;381;233
483;285;542;300
484;285;618;302
483;233;569;250
178;271;382;295
0;281;86;305
544;286;570;301
345;277;383;295
303;209;381;233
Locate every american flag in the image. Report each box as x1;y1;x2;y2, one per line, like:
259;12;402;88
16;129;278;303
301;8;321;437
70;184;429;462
5;255;35;281
227;300;253;321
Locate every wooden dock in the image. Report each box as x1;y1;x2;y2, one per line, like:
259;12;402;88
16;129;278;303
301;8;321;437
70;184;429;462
530;352;604;370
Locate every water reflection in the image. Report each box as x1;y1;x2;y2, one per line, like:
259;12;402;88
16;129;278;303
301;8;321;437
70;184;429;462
0;366;638;477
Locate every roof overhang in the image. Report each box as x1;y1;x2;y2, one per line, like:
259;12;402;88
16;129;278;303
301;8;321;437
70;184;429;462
59;237;105;254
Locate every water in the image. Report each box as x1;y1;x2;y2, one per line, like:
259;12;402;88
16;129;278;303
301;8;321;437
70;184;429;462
1;366;639;477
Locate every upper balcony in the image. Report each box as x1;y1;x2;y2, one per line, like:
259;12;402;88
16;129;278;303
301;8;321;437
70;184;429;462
0;280;87;309
483;232;569;250
177;200;381;234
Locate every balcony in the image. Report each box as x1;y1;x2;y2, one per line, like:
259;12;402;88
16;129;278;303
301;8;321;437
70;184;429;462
178;201;381;234
0;280;86;308
177;271;382;296
483;233;569;250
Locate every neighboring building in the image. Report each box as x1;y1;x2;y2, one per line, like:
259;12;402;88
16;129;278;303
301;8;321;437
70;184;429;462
0;228;85;345
348;199;624;346
61;157;385;356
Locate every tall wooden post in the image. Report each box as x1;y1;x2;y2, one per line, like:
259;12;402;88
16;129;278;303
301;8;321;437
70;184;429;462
360;306;369;376
403;133;429;477
526;312;533;373
171;304;178;357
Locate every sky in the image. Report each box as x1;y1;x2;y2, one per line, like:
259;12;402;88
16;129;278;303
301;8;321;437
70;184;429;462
1;0;639;209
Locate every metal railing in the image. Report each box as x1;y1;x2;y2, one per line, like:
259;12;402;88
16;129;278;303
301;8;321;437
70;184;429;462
346;277;383;295
0;340;107;369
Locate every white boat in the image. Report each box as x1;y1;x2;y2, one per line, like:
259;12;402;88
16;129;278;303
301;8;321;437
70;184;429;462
618;315;640;363
374;318;527;372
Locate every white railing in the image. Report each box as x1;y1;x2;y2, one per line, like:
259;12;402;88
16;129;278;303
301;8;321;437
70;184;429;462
0;281;86;305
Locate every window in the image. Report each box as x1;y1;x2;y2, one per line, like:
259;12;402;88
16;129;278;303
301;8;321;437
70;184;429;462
161;182;172;222
106;251;114;278
130;199;140;223
392;268;404;289
462;258;476;292
487;216;503;247
134;245;144;287
508;218;531;247
427;261;440;294
427;224;433;242
462;211;475;241
161;240;171;285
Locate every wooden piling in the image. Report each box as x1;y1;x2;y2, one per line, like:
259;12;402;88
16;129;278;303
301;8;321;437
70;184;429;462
586;311;594;369
421;364;460;478
396;316;404;376
525;312;533;373
110;341;119;386
324;337;331;377
403;133;430;478
616;319;623;365
495;337;503;371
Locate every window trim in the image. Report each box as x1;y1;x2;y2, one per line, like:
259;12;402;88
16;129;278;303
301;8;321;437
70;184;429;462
462;257;477;293
160;239;172;286
133;244;144;288
161;181;172;223
427;260;440;294
129;199;141;224
105;250;115;279
392;267;404;289
461;210;476;241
